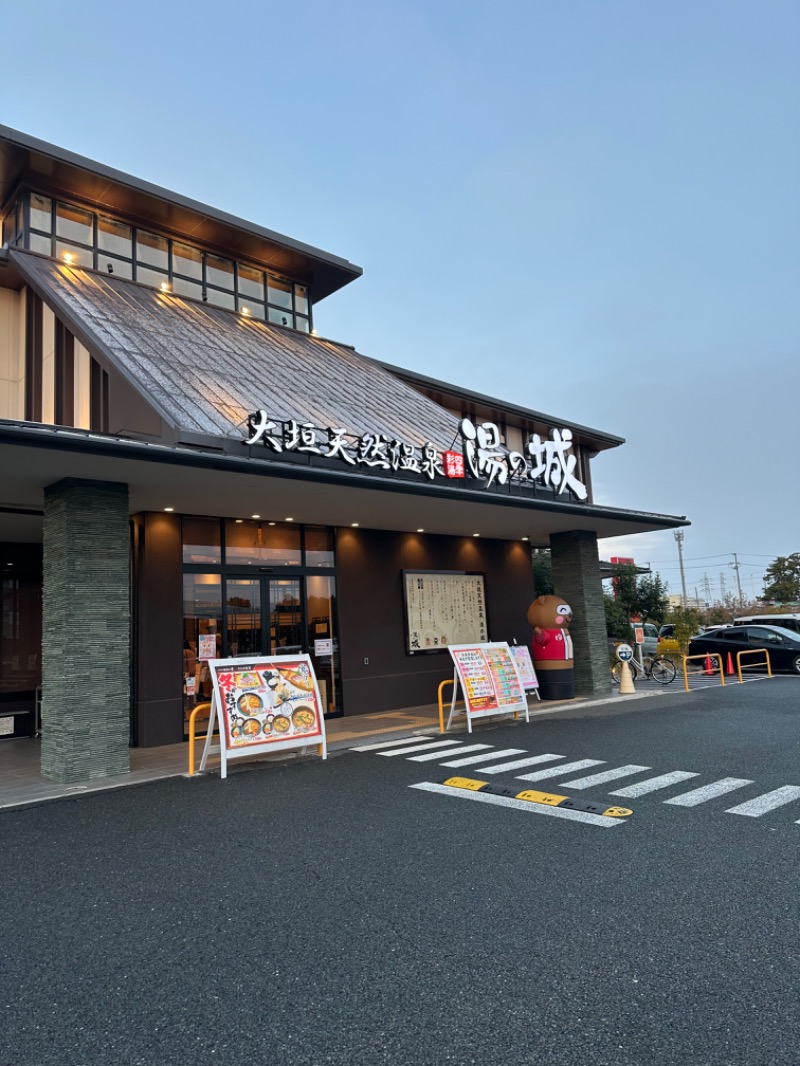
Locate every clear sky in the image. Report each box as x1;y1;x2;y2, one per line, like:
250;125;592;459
4;1;798;602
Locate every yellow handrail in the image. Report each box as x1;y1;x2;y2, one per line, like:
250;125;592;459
438;679;460;734
736;648;771;681
187;702;218;776
682;653;726;692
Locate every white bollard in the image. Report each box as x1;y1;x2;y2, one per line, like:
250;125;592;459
618;660;636;694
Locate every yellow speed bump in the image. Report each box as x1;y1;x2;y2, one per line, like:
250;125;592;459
602;806;633;818
443;776;489;792
515;789;567;807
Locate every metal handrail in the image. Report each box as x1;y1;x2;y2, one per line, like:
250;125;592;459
736;648;771;681
682;653;726;691
187;702;218;776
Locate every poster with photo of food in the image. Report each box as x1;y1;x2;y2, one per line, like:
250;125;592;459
209;656;325;751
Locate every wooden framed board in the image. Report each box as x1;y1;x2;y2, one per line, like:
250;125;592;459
403;571;488;653
447;642;529;733
199;655;327;779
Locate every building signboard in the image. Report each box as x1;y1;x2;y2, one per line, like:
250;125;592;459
446;642;529;732
244;413;587;500
199;655;327;779
403;571;488;653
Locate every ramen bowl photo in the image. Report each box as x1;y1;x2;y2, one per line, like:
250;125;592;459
292;705;316;731
237;692;264;715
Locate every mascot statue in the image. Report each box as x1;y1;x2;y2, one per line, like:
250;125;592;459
526;594;574;701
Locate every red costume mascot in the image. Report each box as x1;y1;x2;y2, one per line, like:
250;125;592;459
527;594;574;701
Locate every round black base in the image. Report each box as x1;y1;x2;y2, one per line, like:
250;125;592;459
537;669;574;701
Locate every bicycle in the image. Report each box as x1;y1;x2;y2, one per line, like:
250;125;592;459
612;654;677;685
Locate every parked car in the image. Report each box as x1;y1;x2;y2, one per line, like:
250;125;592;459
733;613;800;636
657;624;679;655
688;625;800;675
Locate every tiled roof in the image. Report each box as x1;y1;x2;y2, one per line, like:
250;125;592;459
12;251;460;449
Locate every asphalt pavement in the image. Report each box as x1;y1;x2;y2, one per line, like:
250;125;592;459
2;677;800;1066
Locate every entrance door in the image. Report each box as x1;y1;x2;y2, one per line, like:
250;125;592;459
223;575;339;717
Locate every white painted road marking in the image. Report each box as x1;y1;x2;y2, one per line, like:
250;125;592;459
377;740;466;757
610;771;700;797
516;759;605;783
725;786;800;817
664;778;754;807
407;744;492;762
476;753;566;774
441;747;527;767
560;765;652;789
409;782;626;828
353;735;434;752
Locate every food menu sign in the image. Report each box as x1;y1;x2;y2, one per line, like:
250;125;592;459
448;642;529;728
509;645;539;691
200;655;327;778
403;571;488;654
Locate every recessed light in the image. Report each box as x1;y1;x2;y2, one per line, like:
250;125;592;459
351;523;359;528
285;517;294;522
164;507;174;512
472;533;480;537
268;522;276;526
235;519;243;524
251;514;261;519
522;536;529;541
416;528;424;533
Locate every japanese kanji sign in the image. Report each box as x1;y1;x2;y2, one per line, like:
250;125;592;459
403;571;488;654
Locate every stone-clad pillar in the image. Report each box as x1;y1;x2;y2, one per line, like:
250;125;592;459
550;530;611;698
42;478;130;782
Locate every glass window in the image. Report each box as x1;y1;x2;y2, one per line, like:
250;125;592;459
305;527;334;567
172;276;203;300
98;216;132;258
3;201;18;247
55;241;93;268
182;573;222;735
136;231;169;269
238;298;265;318
238;264;265;301
225;520;302;566
206;254;234;290
294;285;309;315
99;256;133;279
268;306;293;328
306;574;338;715
136;265;169;289
56;203;93;245
267;276;293;310
30;194;52;233
295;316;310;334
206;287;235;310
28;233;52;256
173;242;202;280
182;517;221;564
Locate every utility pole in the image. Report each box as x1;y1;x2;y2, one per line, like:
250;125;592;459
674;530;688;607
730;553;744;604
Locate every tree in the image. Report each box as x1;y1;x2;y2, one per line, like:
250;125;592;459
668;606;703;655
608;563;669;625
603;592;631;642
762;554;800;604
531;550;554;596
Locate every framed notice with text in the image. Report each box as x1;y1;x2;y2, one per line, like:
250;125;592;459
446;642;529;732
198;655;327;779
509;644;540;696
403;570;488;654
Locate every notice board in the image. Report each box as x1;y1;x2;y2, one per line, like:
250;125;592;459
403;571;488;653
447;642;529;731
509;645;539;691
199;655;327;778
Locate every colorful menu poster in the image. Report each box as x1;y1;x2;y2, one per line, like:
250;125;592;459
404;571;488;653
448;642;529;727
509;645;539;691
201;655;327;778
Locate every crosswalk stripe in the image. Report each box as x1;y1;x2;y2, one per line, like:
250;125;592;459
409;782;626;828
725;786;800;817
664;778;753;807
516;758;605;783
377;740;465;757
441;747;527;768
475;753;566;775
408;744;492;762
610;771;699;797
559;765;651;789
352;735;434;752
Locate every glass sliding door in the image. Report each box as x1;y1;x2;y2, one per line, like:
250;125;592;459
226;578;263;658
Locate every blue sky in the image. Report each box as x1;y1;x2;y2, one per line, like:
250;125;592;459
4;0;798;601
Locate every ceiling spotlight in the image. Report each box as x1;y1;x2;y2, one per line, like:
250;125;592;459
235;519;243;524
522;536;529;542
268;522;276;526
351;523;359;528
285;517;294;522
164;507;174;512
251;513;261;519
472;533;480;538
416;528;424;533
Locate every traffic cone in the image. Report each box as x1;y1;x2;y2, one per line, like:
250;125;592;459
704;655;714;675
618;660;636;694
726;652;735;676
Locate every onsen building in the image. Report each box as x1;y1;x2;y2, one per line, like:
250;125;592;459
0;126;687;782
